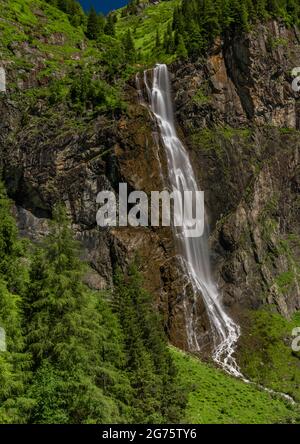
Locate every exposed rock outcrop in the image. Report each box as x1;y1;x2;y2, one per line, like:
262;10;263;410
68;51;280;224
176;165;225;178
0;19;299;355
171;20;300;320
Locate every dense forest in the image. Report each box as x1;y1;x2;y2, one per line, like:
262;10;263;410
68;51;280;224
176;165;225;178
0;184;185;423
169;0;300;57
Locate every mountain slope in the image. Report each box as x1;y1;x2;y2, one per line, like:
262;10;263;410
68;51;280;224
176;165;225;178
0;0;300;424
171;347;300;424
0;0;85;74
116;0;180;63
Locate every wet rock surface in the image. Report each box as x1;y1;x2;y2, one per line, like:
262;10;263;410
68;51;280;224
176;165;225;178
0;19;300;353
171;20;300;320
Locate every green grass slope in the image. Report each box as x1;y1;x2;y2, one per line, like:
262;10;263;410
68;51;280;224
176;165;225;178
0;0;85;68
0;0;127;115
171;347;300;424
239;309;300;403
116;0;180;64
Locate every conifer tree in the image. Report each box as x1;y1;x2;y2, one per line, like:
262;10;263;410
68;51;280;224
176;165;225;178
176;34;188;59
165;0;299;59
202;0;221;43
0;182;30;423
86;7;100;40
104;14;116;36
114;264;186;423
122;30;136;62
24;204;131;424
163;21;175;54
255;0;268;19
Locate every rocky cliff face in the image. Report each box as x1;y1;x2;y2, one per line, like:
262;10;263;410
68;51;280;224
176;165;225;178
0;19;299;356
171;20;300;321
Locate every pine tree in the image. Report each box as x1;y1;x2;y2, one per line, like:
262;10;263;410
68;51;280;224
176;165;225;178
0;182;30;423
169;0;300;58
86;7;100;40
176;34;188;59
240;1;250;31
285;0;299;24
163;21;175;54
202;0;221;44
24;204;131;423
114;264;186;423
122;30;136;62
255;0;268;19
104;14;116;36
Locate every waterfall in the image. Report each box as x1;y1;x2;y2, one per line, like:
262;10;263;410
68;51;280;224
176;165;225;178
138;64;242;377
0;67;6;93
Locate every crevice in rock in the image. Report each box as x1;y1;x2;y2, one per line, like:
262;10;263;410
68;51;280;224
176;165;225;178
223;33;255;120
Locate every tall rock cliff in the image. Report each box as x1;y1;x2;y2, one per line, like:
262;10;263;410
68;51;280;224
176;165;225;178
0;2;299;361
171;20;300;323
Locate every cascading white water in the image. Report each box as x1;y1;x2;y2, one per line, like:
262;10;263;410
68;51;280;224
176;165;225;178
141;64;242;377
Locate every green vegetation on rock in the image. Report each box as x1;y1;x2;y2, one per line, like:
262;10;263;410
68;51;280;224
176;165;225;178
239;308;300;404
171;0;300;58
116;0;181;64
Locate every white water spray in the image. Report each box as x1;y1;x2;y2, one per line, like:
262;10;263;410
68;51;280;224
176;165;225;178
139;64;242;377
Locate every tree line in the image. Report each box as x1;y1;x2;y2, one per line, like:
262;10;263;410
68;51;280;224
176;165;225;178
160;0;300;58
45;0;117;39
45;1;300;62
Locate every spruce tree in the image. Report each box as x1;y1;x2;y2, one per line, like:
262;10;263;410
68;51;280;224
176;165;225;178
24;204;131;424
176;34;188;59
202;0;221;44
0;182;30;423
114;264;186;423
122;30;136;62
86;7;100;40
104;14;116;36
